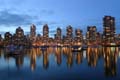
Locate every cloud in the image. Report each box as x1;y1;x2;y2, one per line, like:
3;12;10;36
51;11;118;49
0;9;57;26
0;9;59;37
0;10;34;26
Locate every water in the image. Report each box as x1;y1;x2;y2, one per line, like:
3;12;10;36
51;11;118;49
0;47;120;80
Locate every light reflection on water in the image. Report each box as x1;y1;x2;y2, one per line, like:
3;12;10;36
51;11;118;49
0;47;120;80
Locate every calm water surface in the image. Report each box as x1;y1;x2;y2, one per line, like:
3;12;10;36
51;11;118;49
0;47;120;80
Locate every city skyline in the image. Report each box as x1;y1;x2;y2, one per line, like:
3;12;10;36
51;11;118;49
0;16;119;48
0;0;120;37
0;16;118;37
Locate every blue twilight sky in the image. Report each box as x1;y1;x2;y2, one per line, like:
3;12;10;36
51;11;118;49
0;0;120;37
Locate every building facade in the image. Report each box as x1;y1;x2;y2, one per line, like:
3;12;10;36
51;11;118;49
103;16;115;44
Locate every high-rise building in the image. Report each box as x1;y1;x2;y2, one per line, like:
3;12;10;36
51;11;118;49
54;27;62;45
4;32;12;41
0;34;3;42
103;16;115;43
54;34;57;39
36;34;41;41
96;32;102;45
14;27;25;46
30;24;36;41
75;29;83;41
66;25;73;39
86;26;97;41
4;32;12;46
16;27;24;38
0;34;2;46
43;24;49;38
56;27;62;40
73;29;83;46
42;24;49;45
86;26;97;45
63;25;73;46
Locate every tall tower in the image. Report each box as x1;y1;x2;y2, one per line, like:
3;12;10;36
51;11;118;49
43;24;49;38
16;27;24;38
56;27;62;40
14;27;25;46
72;29;83;46
103;16;115;43
66;25;73;39
86;26;97;41
4;32;12;46
0;34;3;46
0;34;2;42
4;32;12;41
30;24;36;38
75;29;83;42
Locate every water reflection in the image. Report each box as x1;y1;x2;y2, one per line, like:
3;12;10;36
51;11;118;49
0;46;120;78
103;47;118;76
30;48;42;71
75;51;83;64
66;51;73;67
43;50;49;69
15;55;24;69
55;48;62;65
87;47;99;67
